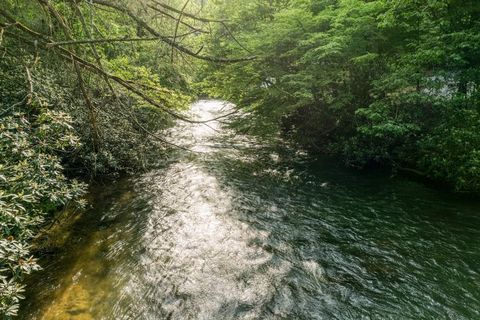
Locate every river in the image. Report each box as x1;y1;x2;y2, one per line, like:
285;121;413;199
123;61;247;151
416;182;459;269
19;100;480;319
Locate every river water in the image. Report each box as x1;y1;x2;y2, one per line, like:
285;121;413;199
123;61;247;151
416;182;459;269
20;100;480;319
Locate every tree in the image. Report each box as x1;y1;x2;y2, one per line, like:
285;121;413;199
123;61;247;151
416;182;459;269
0;0;253;316
199;0;480;192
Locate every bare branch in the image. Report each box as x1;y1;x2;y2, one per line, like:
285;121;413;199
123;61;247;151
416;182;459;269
91;0;255;63
2;5;241;126
149;0;227;23
24;66;33;106
171;0;191;63
46;33;197;47
0;64;35;116
71;2;190;152
147;4;208;34
220;22;252;54
0;8;47;39
37;0;101;152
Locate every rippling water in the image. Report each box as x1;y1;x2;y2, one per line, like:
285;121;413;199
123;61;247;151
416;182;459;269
20;100;480;319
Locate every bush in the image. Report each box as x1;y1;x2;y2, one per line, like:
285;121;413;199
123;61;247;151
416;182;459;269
0;111;87;316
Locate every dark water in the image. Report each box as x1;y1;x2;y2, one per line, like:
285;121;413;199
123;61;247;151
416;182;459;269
20;101;480;320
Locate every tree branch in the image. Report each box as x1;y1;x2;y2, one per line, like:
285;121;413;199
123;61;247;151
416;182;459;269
149;0;227;23
46;33;197;47
2;6;240;126
147;4;208;34
24;66;33;106
91;0;255;63
37;0;101;152
71;2;191;152
171;0;191;63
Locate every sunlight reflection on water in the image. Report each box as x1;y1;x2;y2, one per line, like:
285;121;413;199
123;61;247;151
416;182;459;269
137;162;282;319
19;100;480;320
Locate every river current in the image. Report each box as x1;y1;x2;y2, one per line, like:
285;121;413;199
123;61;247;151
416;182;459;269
20;100;480;319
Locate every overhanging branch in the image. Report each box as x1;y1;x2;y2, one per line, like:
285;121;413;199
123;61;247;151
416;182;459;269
91;0;255;63
150;0;227;23
46;33;197;47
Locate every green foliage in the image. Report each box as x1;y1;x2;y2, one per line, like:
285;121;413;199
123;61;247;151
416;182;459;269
200;0;480;192
1;0;198;316
0;111;87;317
418;107;480;192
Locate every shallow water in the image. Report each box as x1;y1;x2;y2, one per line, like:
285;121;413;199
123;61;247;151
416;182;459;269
20;100;480;320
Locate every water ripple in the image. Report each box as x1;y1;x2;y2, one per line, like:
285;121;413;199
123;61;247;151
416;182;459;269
19;100;480;320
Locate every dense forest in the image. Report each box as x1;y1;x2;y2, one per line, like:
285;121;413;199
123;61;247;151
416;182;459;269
0;0;224;315
200;0;480;192
0;0;479;318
